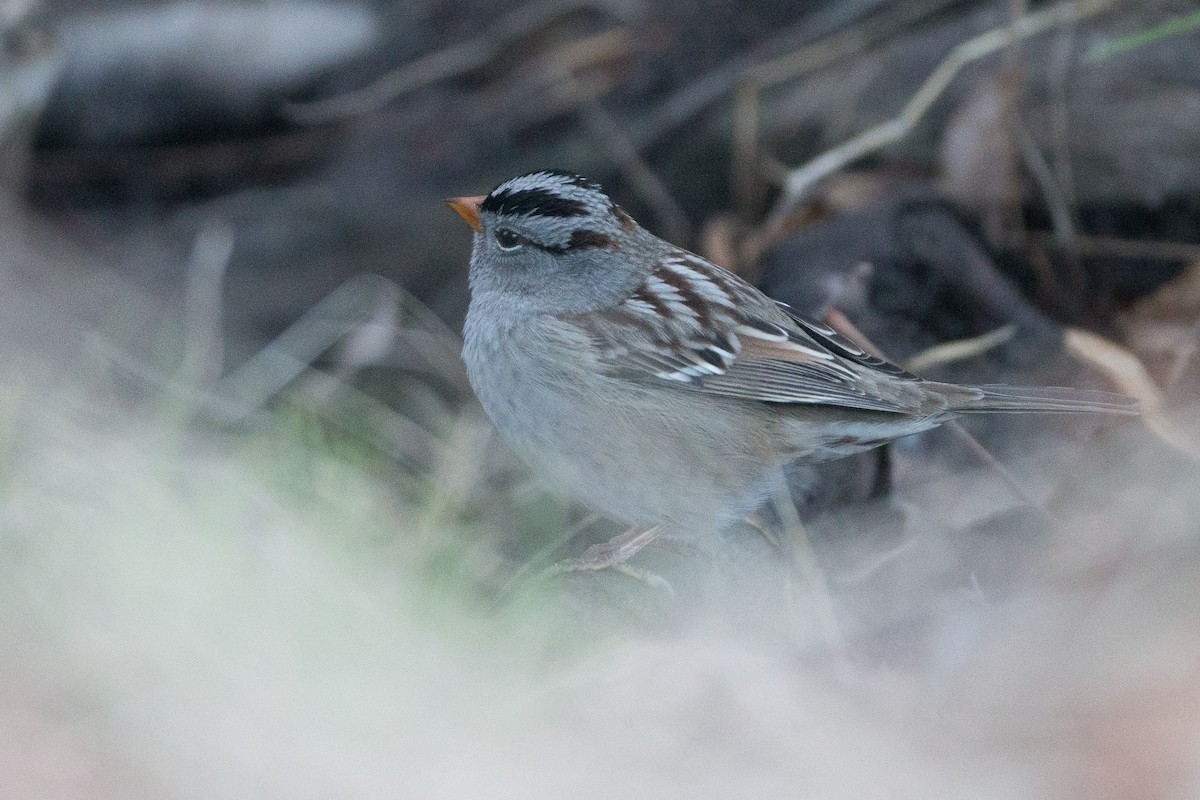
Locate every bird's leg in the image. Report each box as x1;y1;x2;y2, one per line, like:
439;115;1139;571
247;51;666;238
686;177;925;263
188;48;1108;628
543;525;673;595
572;524;663;565
744;512;783;551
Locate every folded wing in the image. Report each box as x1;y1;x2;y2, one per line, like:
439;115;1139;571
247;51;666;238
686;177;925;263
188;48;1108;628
564;251;946;415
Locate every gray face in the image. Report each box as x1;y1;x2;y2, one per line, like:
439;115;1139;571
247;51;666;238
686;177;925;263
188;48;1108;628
467;171;664;317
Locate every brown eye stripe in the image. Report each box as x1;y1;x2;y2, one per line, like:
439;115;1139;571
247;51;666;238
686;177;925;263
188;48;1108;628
531;229;617;255
567;230;617;251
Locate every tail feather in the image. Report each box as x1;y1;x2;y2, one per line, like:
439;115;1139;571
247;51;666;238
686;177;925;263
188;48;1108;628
950;384;1141;415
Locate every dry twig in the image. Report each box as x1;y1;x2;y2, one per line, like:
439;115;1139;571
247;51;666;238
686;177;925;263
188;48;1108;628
285;0;635;123
760;0;1117;238
731;0;952;215
553;71;691;244
1016;233;1200;263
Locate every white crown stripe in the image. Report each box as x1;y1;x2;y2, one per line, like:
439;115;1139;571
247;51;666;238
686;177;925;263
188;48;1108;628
490;172;613;218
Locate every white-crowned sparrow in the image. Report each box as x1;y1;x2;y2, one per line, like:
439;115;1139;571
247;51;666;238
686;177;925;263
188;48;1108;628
448;170;1136;548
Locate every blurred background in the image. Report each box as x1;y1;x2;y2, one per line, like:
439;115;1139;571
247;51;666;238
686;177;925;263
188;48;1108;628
2;0;1200;796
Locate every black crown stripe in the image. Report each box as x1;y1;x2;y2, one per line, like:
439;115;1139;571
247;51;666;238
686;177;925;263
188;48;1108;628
480;188;589;218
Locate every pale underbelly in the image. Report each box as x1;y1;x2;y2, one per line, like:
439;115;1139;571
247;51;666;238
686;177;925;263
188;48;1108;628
480;379;776;536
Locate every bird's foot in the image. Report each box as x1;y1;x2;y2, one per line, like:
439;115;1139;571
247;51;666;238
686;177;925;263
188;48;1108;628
544;525;673;596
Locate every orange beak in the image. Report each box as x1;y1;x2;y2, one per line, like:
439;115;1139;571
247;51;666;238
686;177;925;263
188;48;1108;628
445;195;485;233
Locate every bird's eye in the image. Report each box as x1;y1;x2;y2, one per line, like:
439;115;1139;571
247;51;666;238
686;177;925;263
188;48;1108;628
494;228;524;251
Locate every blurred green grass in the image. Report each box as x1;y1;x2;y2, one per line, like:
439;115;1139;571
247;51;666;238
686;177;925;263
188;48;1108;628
0;343;569;794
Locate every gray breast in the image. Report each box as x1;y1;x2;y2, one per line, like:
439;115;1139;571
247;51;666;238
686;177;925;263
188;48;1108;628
464;311;779;535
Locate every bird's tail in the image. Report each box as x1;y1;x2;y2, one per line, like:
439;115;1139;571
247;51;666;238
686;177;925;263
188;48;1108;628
948;384;1140;415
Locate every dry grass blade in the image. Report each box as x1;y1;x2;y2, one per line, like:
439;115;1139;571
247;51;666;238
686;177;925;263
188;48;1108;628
903;325;1017;374
212;273;402;420
501;511;602;597
289;368;442;466
1015;123;1077;249
1018;233;1200;263
822;307;886;359
1065;327;1199;460
1166;320;1200;390
1083;7;1200;62
824;308;1053;519
179;222;234;394
945;421;1055;523
768;475;846;657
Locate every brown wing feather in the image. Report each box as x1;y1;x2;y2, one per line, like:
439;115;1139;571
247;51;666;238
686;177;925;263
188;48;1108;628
564;250;938;414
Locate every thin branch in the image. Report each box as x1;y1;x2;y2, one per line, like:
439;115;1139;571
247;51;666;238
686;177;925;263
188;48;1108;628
1015;232;1200;262
762;0;1117;237
286;38;494;124
578;96;690;243
631;0;959;151
729;0;952;217
285;0;634;123
554;70;690;243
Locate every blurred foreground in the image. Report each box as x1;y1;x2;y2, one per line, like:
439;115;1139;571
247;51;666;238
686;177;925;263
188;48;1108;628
2;243;1199;797
3;0;1200;797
